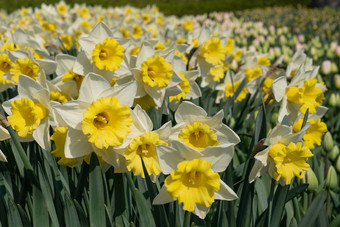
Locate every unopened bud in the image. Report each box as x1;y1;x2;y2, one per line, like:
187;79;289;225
321;60;331;75
326;166;338;191
335;156;340;173
331;62;338;73
334;74;340;89
271;112;278;125
329;93;337;107
336;94;340;107
306;168;318;192
230;59;238;71
329;145;339;162
323;132;333;153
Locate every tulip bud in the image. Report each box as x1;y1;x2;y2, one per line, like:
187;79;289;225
321;60;331;75
271;112;278;125
336;94;340;107
326;166;338;191
329;93;337;107
323;132;333;153
336;46;340;57
334;74;340;90
306;168;319;192
329;145;339;162
331;62;338;73
335;156;340;173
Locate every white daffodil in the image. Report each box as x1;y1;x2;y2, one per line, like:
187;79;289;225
0;52;16;92
272;65;326;123
76;21;131;79
123;104;172;179
0;125;11;162
291;106;328;149
7;49;56;88
53;72;138;166
215;70;247;104
167;55;201;112
130;41;182;109
170;101;240;150
153;140;238;219
2;75;52;151
249;123;312;185
53;54;85;91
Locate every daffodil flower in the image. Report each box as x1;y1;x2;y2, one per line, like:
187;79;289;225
77;22;131;78
153;140;238;219
216;70;247;104
53;72;138;165
167;55;201;112
170;101;240;151
249;123;312;185
2;75;52;151
130;41;182;109
0;126;11;162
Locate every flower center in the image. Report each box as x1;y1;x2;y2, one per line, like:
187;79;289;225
81;97;132;149
141;55;173;88
92;38;125;71
94;112;109;128
178;122;219;150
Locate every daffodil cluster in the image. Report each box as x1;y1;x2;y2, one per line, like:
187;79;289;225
0;2;331;219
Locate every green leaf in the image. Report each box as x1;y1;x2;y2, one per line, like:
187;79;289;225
89;153;105;227
16;204;30;227
298;190;327;227
64;193;81;227
286;184;308;202
73;199;89;227
38;164;60;226
140;156;169;227
270;184;289;227
255;178;268;212
330;213;340;227
125;173;156;227
32;185;49;227
7;198;23;227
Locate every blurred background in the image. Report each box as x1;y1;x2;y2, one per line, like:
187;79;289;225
0;0;339;16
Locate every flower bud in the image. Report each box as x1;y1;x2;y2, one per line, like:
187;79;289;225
271;112;278;125
334;74;340;90
321;60;331;75
336;93;340;107
336;46;340;57
329;93;337;107
230;59;238;71
329;145;339;162
335;156;340;173
326;166;338;191
306;168;318;192
331;62;338;73
323;132;333;153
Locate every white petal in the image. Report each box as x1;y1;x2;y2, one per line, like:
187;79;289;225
36;58;57;76
0;150;7;162
0;126;10;141
199;109;224;129
64;128;92;158
175;101;207;123
33;118;51;151
56;54;76;75
172;55;186;72
310;106;328;120
201;145;234;172
215;125;241;145
100;81;137;107
193;204;210;219
271;76;287;102
78;73;110;102
214;180;238;201
18;75;43;99
265;124;292;145
136;42;154;68
53;101;88;130
89;21;113;43
155;121;172;142
73;51;91;76
152;185;174;205
249;159;265;183
78;36;97;59
144;85;165;108
132;104;153;132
